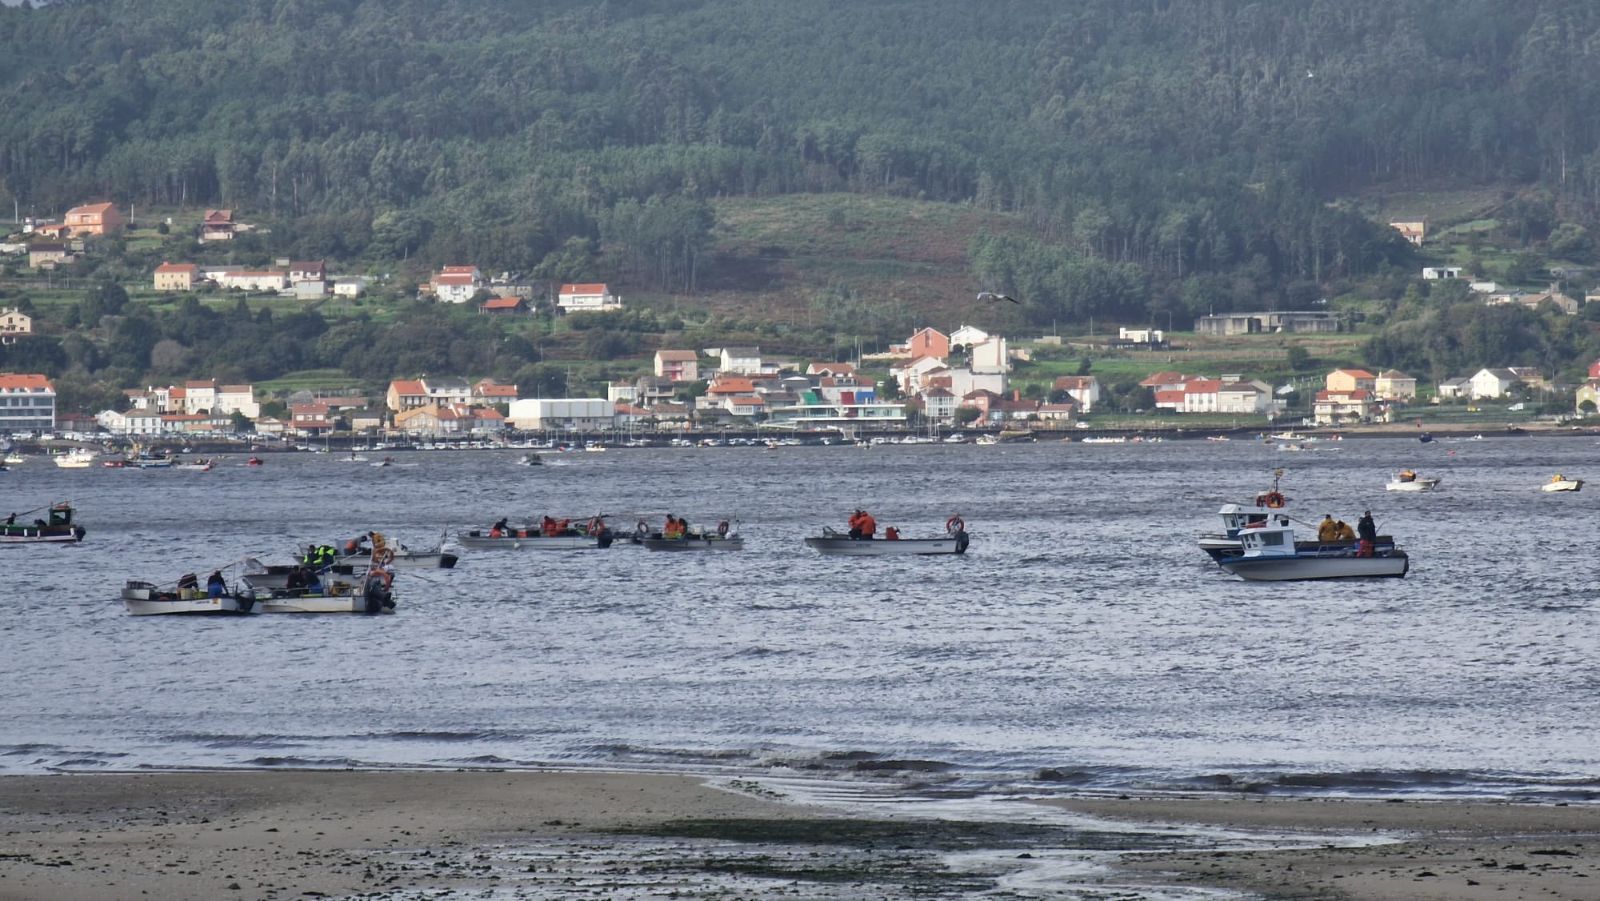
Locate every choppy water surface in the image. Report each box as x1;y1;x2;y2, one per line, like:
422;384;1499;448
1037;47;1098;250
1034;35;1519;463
3;436;1598;800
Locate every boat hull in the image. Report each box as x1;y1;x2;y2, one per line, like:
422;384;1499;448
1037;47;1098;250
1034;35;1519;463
1543;480;1583;492
1200;536;1394;562
242;563;362;590
456;530;610;550
1386;479;1440;491
1219;552;1409;581
804;532;968;556
121;584;257;615
255;592;393;614
641;536;744;551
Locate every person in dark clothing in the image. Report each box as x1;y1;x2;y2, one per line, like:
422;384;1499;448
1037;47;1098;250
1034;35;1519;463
206;570;227;598
286;566;307;593
1356;510;1377;558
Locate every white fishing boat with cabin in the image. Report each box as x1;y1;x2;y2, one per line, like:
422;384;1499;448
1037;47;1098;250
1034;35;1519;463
1217;519;1409;581
53;448;97;468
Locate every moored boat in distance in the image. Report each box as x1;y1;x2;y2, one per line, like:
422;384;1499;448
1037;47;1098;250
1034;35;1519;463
1542;474;1583;492
1385;470;1441;492
1217;519;1409;581
53;448;97;468
805;515;970;556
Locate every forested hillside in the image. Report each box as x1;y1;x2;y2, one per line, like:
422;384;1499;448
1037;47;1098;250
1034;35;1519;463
6;0;1600;325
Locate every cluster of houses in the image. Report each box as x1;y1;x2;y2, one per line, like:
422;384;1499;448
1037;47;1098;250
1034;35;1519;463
0;201;125;269
1421;266;1588;315
424;267;625;316
153;258;368;299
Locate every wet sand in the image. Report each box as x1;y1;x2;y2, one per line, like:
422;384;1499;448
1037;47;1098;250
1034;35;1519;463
1043;794;1600;899
3;772;1599;899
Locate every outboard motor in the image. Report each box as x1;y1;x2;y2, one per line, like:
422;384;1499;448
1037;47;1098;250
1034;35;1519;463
596;527;614;549
953;529;969;554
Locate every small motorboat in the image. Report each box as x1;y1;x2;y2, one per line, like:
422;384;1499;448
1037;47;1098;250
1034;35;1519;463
638;519;744;551
121;577;257;616
1385;470;1440;492
246;456;265;467
517;453;543;466
457;516;615;550
1543;474;1583;492
173;457;216;472
1419;432;1434;444
1217;519;1409;581
804;516;970;556
53;449;97;468
1;502;87;544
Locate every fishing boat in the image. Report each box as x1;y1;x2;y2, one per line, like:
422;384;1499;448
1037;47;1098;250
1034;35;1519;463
638;519;744;551
53;448;96;468
1217;519;1409;581
516;453;543;466
121;578;257;616
804;516;970;556
313;532;458;569
1197;503;1395;561
1385;470;1440;492
242;559;364;590
248;550;397;614
456;516;616;550
246;456;265;467
1;502;86;544
1542;474;1583;492
172;457;216;472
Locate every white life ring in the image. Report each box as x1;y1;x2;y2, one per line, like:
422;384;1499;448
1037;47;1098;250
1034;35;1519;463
945;515;965;534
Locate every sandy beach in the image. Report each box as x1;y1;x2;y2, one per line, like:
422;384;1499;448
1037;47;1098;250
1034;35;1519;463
2;772;1598;899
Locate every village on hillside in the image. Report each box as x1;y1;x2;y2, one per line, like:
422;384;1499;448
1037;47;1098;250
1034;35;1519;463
4;204;1600;441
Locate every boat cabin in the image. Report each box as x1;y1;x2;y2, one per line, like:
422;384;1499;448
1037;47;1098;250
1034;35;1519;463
1216;503;1272;537
1236;521;1296;557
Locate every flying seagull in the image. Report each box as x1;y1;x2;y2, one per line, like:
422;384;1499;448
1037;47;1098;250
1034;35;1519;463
976;291;1020;305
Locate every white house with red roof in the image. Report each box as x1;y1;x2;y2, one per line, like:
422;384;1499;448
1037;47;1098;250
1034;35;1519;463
1179;378;1223;413
557;282;622;313
0;373;55;432
288;402;334;436
1052;375;1101;412
432;266;483;304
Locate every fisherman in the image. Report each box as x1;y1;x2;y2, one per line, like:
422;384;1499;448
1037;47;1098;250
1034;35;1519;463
490;517;509;538
884;526;900;541
1317;514;1339;541
1333;519;1356;542
3;512;13;525
206;570;227;599
286;566;307;593
663;514;681;539
847;510;864;539
542;515;558;537
857;509;877;540
1356;510;1377;558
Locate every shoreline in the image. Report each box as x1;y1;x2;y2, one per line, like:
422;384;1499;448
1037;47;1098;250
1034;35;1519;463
3;771;1598;899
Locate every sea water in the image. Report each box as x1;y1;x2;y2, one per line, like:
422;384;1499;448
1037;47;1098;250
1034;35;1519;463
2;436;1597;801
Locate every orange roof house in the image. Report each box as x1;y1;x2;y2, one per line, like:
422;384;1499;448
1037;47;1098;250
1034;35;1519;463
61;202;124;237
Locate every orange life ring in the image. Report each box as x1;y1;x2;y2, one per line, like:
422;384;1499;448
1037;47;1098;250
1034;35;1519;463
1257;491;1286;509
373;548;395;566
945;515;965;534
717;520;730;537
